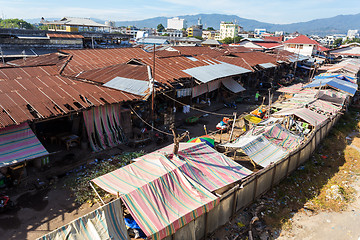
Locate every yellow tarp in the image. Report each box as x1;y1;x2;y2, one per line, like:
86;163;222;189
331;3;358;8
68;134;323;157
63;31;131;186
244;115;262;124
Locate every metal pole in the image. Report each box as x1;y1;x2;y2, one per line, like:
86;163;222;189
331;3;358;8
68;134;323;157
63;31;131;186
152;44;156;132
89;182;105;205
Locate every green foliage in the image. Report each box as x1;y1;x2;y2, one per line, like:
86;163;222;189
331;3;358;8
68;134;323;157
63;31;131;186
206;27;215;31
157;23;165;32
0;18;33;29
37;24;48;30
194;36;203;40
64;151;145;204
333;38;342;47
162;33;169;36
220;36;243;44
343;38;360;45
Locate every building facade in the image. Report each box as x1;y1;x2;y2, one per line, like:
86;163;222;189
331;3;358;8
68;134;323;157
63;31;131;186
216;22;239;40
167;17;187;30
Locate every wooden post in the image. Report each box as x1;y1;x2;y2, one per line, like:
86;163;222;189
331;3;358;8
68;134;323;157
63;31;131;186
228;112;237;141
90;182;105;206
170;124;189;155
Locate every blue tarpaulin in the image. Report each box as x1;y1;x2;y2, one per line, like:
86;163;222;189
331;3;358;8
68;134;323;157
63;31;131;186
303;78;357;96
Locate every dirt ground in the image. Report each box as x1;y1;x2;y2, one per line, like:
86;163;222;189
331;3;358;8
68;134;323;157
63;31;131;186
277;178;360;240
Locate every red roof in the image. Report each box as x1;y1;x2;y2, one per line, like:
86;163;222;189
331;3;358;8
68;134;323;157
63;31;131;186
263;36;283;42
47;33;84;39
283;35;318;45
254;42;282;49
317;45;330;52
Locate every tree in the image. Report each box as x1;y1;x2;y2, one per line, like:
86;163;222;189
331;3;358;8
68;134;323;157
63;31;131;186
220;36;243;44
37;25;48;30
157;23;165;33
206;27;215;31
194;36;203;40
0;18;33;29
333;38;342;47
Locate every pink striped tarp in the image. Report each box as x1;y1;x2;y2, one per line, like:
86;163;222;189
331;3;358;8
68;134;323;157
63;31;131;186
92;153;218;240
160;142;253;192
83;104;124;151
0;123;48;167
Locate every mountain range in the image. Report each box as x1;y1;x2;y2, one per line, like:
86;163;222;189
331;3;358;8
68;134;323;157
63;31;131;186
26;13;360;36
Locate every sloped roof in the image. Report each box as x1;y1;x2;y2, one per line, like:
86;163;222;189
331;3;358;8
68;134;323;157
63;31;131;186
283;35;319;45
202;39;221;45
263;36;283;42
0;65;140;128
45;17;107;27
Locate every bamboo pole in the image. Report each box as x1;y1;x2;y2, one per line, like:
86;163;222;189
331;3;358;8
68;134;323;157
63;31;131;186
90;182;105;206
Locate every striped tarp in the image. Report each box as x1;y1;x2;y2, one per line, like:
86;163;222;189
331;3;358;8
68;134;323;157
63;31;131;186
176;142;252;192
263;124;302;151
0;122;48;167
241;135;288;167
308;99;341;115
39;198;129;240
273;107;328;127
83;104;125;152
92;153;181;195
92;154;219;240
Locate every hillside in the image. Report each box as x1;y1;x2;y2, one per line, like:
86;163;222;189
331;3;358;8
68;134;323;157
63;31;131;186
25;13;360;35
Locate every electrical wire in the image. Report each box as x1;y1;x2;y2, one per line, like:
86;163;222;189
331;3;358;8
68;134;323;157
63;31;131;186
161;92;234;117
129;105;173;136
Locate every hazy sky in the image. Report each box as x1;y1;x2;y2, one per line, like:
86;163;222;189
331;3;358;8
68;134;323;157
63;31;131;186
0;0;359;24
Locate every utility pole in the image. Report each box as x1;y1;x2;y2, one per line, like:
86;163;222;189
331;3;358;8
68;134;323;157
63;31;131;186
151;44;156;132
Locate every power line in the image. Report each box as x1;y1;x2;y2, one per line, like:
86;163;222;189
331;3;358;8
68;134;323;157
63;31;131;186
129;106;173;136
161;92;234;117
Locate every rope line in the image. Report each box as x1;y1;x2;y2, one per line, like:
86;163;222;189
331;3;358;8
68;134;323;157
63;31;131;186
129;106;173;136
161;92;234;117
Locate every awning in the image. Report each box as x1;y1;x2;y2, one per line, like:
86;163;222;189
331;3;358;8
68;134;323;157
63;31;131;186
273;107;328;127
0;123;48;167
92;153;218;240
104;77;149;96
39;199;129;240
183;62;251;83
222;78;246;93
157;142;252;192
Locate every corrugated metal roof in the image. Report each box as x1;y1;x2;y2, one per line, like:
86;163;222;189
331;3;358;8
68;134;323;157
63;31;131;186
0;65;140;128
258;63;277;69
104;77;149;96
182;61;251;83
6;52;69;67
75;63;148;84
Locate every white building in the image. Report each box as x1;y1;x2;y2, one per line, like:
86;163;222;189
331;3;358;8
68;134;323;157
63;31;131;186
215;22;238;40
167;17;187;30
347;30;359;39
254;29;266;36
283;35;319;57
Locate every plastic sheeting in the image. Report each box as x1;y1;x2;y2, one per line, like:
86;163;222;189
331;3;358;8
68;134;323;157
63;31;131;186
273;107;328;127
92;154;219;240
0;122;48;167
83;104;125;151
39;198;129;240
222;78;246;93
